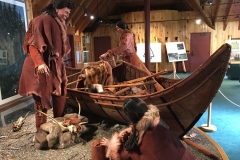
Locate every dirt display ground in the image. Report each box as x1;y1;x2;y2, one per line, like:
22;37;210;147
0;106;224;160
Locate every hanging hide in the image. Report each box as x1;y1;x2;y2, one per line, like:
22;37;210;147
78;61;113;87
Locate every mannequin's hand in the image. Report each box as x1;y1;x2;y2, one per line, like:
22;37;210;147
37;64;50;76
99;50;113;60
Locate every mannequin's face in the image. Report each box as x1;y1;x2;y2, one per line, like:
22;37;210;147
56;7;71;21
116;26;123;34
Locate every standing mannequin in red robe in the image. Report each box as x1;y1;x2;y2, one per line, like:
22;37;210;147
18;0;75;131
100;21;145;69
100;21;164;91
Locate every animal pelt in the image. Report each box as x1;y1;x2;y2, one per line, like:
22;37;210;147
99;51;116;68
33;129;48;150
54;131;72;149
78;60;113;87
33;114;88;150
105;104;165;159
105;132;122;160
135;104;161;145
33;122;61;149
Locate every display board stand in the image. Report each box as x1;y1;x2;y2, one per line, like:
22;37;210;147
200;103;217;132
171;62;180;79
181;61;186;72
155;63;158;73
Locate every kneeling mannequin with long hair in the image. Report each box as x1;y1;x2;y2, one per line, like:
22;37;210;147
100;97;196;160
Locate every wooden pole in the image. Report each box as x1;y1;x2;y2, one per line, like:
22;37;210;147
144;0;150;70
183;138;219;160
182;61;186;72
176;37;186;73
155;63;158;73
172;62;176;79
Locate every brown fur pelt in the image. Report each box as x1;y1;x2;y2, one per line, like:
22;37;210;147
99;51;116;68
79;60;113;87
33;114;88;150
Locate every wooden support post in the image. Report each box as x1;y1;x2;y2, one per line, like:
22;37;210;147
25;0;33;22
155;63;158;73
182;61;186;72
172;62;176;79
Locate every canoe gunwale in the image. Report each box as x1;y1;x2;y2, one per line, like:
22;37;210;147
67;63;220;106
66;43;231;138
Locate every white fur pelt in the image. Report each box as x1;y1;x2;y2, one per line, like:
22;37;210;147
105;104;166;159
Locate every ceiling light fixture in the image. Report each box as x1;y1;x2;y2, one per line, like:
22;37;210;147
84;10;87;16
207;0;212;5
196;19;201;24
90;15;94;19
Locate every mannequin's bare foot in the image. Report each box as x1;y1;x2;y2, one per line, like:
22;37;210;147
100;137;109;147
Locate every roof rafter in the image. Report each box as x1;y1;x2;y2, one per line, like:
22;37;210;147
223;0;234;31
32;0;51;18
80;0;114;33
66;0;86;25
72;0;93;27
212;0;220;26
75;0;114;33
186;0;215;29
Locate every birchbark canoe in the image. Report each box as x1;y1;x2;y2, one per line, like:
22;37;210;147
65;43;231;138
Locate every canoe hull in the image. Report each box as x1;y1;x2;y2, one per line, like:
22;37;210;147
66;44;231;138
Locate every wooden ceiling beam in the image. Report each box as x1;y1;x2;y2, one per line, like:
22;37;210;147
114;0;180;5
223;0;234;31
75;0;107;33
83;0;115;30
186;0;215;29
78;0;113;33
72;0;93;27
66;0;86;25
32;0;51;18
212;0;220;26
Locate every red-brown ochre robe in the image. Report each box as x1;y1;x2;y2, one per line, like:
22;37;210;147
18;14;70;110
110;30;144;69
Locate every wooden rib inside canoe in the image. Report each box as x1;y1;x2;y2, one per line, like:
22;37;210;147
65;43;231;138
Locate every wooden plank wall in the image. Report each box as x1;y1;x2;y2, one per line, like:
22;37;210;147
23;1;239;71
87;10;240;71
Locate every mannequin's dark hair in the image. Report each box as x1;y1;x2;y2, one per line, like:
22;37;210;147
123;97;148;124
123;97;148;151
41;0;75;17
116;21;130;30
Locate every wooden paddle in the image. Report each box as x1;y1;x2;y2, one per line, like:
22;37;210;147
139;62;165;91
104;81;155;88
123;69;167;84
183;138;219;160
76;81;155;91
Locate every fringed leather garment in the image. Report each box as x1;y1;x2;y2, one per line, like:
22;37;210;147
19;14;70;110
